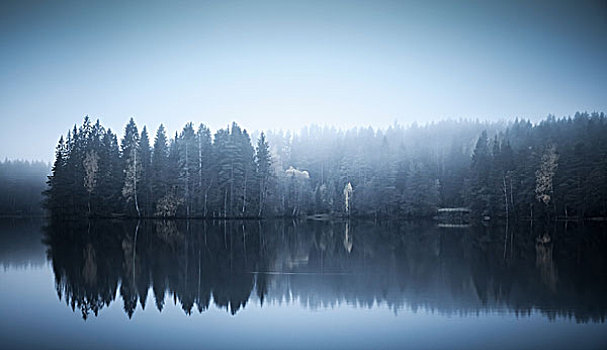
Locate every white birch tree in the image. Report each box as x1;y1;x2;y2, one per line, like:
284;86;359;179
83;150;99;215
343;182;353;216
123;145;141;217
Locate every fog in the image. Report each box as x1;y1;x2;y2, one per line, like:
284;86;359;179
1;0;606;161
40;113;607;220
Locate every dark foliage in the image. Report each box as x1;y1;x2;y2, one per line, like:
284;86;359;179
43;112;607;219
0;160;49;216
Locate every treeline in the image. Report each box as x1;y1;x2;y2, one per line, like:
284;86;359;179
44;112;607;219
0;160;49;216
465;113;607;220
45;117;273;218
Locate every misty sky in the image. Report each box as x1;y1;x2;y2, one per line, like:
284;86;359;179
1;0;606;161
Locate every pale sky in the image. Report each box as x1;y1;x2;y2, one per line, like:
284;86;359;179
1;0;606;161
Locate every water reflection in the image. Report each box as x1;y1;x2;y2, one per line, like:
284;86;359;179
43;219;607;322
0;219;46;268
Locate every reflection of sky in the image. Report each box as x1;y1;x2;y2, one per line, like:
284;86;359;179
1;266;606;349
1;0;606;161
2;217;607;348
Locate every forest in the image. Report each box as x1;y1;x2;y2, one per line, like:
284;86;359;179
42;112;607;220
0;160;49;216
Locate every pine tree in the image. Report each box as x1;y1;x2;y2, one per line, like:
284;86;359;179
215;127;235;217
468;131;491;217
255;132;274;216
107;130;122;213
161;132;182;216
196;124;213;216
139;127;152;216
235;126;255;216
151;124;169;210
178;123;197;217
44;136;69;216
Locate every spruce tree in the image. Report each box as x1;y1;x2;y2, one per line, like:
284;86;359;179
139;126;152;216
151;124;169;209
468;131;491;217
178;123;197;217
196;124;213;216
255;132;273;216
44;136;68;216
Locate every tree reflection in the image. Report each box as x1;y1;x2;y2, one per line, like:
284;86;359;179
44;219;607;322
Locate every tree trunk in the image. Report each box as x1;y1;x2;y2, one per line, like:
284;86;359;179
229;163;234;217
258;179;265;217
134;150;140;217
223;188;228;218
185;143;190;218
198;134;203;214
509;175;514;215
242;168;247;215
503;175;509;219
203;178;213;218
530;203;533;223
204;192;208;217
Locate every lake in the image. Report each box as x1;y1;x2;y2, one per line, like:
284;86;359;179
1;218;606;349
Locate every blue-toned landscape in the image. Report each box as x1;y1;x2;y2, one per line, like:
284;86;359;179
1;1;607;349
1;219;606;349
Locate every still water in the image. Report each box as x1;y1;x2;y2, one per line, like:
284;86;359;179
1;218;606;349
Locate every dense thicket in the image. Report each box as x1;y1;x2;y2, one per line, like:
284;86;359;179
44;112;607;219
0;160;49;216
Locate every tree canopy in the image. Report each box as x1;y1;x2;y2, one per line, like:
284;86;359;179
44;112;607;219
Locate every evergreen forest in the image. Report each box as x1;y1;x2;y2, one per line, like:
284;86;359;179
43;113;607;220
0;160;49;216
